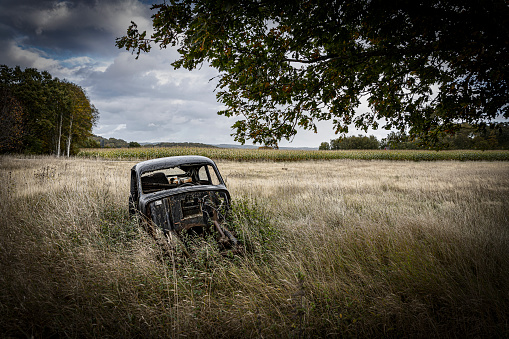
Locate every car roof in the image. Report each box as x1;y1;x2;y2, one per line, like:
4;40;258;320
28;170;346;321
132;155;217;175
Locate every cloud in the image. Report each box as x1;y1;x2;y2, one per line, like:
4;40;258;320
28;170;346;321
112;124;127;132
0;0;152;58
72;42;233;144
90;78;230;144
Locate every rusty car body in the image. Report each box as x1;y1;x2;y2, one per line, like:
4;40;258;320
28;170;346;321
129;155;237;250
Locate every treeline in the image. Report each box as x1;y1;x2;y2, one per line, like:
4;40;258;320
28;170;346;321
149;142;217;148
1;65;98;155
86;135;217;149
319;124;509;150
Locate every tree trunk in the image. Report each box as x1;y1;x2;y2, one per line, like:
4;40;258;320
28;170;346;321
56;112;62;157
66;114;73;157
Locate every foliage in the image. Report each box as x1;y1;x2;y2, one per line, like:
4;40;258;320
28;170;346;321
381;131;421;150
80;138;101;148
330;134;380;150
78;146;509;162
382;123;509;150
91;135;129;148
229;198;282;256
61;82;100;156
0;86;24;153
445;123;509;150
318;142;330;150
128;141;141;148
0;65;98;155
117;0;509;148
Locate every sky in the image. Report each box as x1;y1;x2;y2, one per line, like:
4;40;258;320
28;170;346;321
0;0;389;148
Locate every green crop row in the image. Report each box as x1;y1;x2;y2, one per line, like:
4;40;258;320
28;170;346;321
77;147;509;161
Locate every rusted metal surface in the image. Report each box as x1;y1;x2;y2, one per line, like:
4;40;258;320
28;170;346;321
129;155;237;253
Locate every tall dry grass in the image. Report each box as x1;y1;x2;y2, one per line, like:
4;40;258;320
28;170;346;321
1;155;508;337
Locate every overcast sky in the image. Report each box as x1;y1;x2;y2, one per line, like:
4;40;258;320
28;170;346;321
0;0;388;148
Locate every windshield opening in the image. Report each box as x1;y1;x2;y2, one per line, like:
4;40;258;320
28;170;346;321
141;164;221;194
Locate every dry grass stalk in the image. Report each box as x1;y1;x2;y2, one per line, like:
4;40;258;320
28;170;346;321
1;156;508;337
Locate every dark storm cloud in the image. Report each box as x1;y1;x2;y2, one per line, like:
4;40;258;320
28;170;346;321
0;0;152;64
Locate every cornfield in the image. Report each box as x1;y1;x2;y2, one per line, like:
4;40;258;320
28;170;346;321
78;147;509;161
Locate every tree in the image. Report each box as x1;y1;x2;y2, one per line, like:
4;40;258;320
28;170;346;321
494;123;509;149
80;138;101;148
330;135;380;150
318;141;330;150
0;86;25;153
381;131;421;150
117;0;509;148
6;66;55;154
62;82;99;156
0;65;98;155
444;124;475;150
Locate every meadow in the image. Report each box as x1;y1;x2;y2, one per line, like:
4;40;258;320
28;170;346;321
1;154;508;337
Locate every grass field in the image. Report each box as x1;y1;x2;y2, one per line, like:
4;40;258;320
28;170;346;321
78;147;509;161
1;155;508;337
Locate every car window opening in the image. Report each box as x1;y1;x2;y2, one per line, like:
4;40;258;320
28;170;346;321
141;164;221;194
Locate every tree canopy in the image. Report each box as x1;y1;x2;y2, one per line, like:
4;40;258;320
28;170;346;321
117;0;509;148
329;135;380;150
0;65;98;155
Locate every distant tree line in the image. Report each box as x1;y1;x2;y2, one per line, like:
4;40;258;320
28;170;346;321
1;65;98;155
149;142;218;148
85;135;218;149
320;123;509;150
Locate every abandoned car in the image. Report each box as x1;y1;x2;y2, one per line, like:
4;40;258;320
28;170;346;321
129;155;237;250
